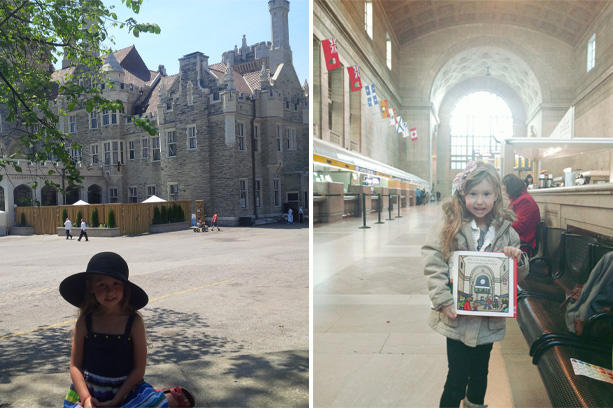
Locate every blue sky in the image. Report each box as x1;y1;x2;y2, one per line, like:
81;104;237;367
101;0;309;84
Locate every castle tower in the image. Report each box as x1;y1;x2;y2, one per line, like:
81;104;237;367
268;0;291;74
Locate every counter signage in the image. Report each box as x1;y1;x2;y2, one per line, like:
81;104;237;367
313;154;355;171
355;165;377;175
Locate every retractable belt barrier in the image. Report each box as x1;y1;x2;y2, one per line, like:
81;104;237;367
313;193;405;229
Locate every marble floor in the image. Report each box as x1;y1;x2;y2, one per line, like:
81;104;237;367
313;203;552;407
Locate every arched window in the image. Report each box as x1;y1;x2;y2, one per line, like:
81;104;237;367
88;184;102;204
41;185;58;206
449;92;513;170
14;184;33;207
66;186;80;205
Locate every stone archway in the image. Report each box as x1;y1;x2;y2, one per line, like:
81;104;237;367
41;185;58;206
88;184;102;204
66;186;80;205
14;184;33;207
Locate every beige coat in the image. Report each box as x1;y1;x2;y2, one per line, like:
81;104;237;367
422;219;529;347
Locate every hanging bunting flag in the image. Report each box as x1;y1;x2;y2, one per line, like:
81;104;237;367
365;83;378;106
410;127;418;141
388;107;396;125
380;99;390;119
396;117;406;133
322;38;341;71
402;123;410;138
347;65;362;92
396;116;404;133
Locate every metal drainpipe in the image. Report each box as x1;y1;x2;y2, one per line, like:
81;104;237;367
251;96;257;221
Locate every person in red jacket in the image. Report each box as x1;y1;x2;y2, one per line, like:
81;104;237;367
502;174;541;256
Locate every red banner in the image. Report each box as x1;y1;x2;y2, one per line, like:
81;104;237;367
322;38;341;71
347;65;362;92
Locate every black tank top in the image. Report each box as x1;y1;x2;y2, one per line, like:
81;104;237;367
83;313;135;377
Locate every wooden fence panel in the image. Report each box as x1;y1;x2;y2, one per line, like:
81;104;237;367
15;201;192;236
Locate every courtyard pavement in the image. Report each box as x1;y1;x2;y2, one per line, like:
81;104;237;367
0;223;309;407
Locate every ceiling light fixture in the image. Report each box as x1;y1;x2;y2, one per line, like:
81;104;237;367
485;66;491;77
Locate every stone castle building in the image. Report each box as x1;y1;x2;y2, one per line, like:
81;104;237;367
0;0;308;226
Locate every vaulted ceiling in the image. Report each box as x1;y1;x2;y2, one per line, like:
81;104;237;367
381;1;608;46
378;1;608;116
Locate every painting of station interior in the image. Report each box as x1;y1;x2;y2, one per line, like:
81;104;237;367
456;254;510;313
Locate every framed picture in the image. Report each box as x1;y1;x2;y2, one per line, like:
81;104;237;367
450;251;517;318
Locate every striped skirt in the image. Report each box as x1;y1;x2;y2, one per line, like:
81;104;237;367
64;370;168;407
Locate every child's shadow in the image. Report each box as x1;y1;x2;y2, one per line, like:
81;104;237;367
0;307;236;382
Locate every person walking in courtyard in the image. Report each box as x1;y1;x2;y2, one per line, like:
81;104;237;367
78;219;89;242
64;218;73;240
298;206;304;223
212;212;220;231
288;207;293;224
60;252;195;407
422;161;528;408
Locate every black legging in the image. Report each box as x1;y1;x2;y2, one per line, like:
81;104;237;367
439;338;493;407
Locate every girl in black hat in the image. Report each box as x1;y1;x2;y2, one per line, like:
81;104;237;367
61;252;194;408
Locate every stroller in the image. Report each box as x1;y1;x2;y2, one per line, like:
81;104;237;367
192;218;209;232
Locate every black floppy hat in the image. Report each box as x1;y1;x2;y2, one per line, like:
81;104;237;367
59;252;148;310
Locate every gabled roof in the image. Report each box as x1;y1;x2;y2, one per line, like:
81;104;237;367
112;45;157;86
208;61;269;95
141;74;180;115
51;66;76;84
51;45;157;87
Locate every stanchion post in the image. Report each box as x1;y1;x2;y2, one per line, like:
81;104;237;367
359;193;370;229
396;194;403;218
386;194;394;221
375;193;384;224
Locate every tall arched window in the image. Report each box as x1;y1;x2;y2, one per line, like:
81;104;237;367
449;92;513;170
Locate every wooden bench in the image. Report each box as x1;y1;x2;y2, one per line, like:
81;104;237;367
516;229;613;407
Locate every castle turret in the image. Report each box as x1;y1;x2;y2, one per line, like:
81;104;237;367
268;0;291;74
101;52;127;102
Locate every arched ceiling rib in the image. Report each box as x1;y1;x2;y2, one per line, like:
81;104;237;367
430;47;542;116
381;1;608;46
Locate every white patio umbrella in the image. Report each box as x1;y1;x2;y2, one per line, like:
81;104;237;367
142;195;167;203
72;200;89;205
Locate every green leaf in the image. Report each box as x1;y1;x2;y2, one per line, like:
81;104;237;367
86;101;93;113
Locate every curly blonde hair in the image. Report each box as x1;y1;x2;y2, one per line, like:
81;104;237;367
440;161;515;261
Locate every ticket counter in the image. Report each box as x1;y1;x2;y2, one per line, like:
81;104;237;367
530;183;613;237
